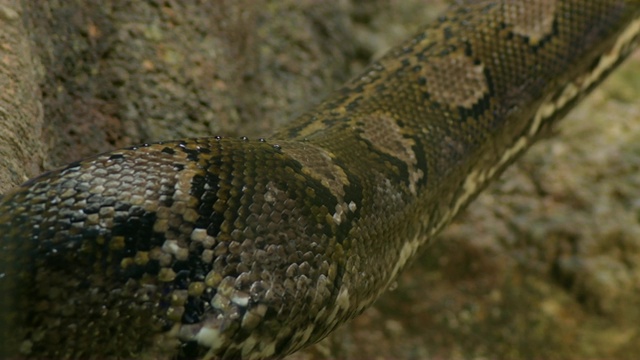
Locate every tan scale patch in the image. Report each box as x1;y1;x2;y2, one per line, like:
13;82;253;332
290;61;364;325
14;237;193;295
432;15;640;239
503;0;557;44
421;52;487;108
358;113;423;195
281;142;350;200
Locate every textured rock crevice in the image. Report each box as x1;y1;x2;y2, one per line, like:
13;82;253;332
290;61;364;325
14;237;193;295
0;1;45;194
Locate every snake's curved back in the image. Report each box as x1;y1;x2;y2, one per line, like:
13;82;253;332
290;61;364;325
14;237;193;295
1;1;640;359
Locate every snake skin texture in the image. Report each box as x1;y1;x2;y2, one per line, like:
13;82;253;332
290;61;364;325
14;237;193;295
1;0;640;358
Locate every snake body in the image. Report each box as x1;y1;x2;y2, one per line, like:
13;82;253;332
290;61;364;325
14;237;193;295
1;1;640;358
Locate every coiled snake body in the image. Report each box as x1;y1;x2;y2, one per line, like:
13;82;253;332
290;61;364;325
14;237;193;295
1;1;640;358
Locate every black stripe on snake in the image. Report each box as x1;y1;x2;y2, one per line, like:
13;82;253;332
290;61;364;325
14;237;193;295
1;0;640;359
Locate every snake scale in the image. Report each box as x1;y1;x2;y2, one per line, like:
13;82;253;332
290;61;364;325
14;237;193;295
1;0;639;358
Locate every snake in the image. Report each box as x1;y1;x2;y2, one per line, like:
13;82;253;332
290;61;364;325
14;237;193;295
1;0;639;359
